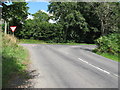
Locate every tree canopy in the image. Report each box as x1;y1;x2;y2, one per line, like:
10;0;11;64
2;2;29;34
2;2;120;44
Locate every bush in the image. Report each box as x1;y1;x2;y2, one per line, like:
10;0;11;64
95;33;120;55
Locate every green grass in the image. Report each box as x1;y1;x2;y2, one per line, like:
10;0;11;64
19;39;95;45
0;32;2;88
95;52;119;62
2;34;29;87
19;39;47;44
47;42;95;45
2;45;28;87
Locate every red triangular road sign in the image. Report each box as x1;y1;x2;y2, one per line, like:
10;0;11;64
10;26;17;32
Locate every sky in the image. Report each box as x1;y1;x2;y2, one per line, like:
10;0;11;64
27;2;50;14
0;2;54;23
0;2;49;13
26;2;56;23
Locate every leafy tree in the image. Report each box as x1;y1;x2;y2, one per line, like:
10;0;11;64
48;2;89;43
20;10;63;42
48;2;120;43
32;10;49;22
18;2;119;44
77;2;101;43
88;2;120;35
2;2;29;35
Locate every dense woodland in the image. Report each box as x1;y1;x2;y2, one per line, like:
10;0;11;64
2;2;120;55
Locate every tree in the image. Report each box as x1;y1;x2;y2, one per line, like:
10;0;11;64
32;10;49;22
89;2;120;35
2;2;29;35
15;2;119;44
77;2;101;43
76;2;120;43
20;10;63;42
48;2;89;43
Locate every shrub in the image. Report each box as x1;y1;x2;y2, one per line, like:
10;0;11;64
95;33;120;55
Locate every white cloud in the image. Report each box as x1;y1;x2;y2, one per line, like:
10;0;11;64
41;10;48;14
40;10;53;16
27;10;57;23
25;0;30;1
40;10;57;23
27;15;34;20
26;0;54;1
49;19;56;23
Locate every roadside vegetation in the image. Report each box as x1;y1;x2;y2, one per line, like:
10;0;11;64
15;2;119;44
20;39;47;44
94;33;120;62
2;33;29;87
95;52;119;62
19;39;95;45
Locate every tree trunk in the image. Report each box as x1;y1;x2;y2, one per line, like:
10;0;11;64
101;19;105;36
64;29;67;43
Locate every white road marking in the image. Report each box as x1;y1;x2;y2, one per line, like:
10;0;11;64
78;58;119;77
78;58;110;75
113;74;119;77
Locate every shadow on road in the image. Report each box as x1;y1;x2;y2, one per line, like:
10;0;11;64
6;69;40;88
79;48;93;52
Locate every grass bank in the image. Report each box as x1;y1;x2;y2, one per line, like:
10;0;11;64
20;39;47;44
19;39;95;45
2;34;29;87
95;52;119;62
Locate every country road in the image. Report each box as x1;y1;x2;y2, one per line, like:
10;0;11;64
21;44;118;88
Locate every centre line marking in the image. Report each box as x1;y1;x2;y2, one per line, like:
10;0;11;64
78;58;110;75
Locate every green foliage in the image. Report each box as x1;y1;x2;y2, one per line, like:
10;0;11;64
4;2;119;44
95;33;120;55
95;52;119;62
48;2;120;43
2;2;29;22
2;2;29;35
90;2;120;35
33;10;49;22
19;39;95;45
48;2;89;43
77;2;101;43
2;34;28;87
18;10;64;43
19;20;63;43
20;39;46;44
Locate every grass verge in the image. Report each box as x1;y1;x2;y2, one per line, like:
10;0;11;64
19;39;47;44
19;39;95;45
93;51;119;62
2;34;29;87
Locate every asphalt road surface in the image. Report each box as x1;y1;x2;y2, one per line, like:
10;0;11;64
21;44;118;88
